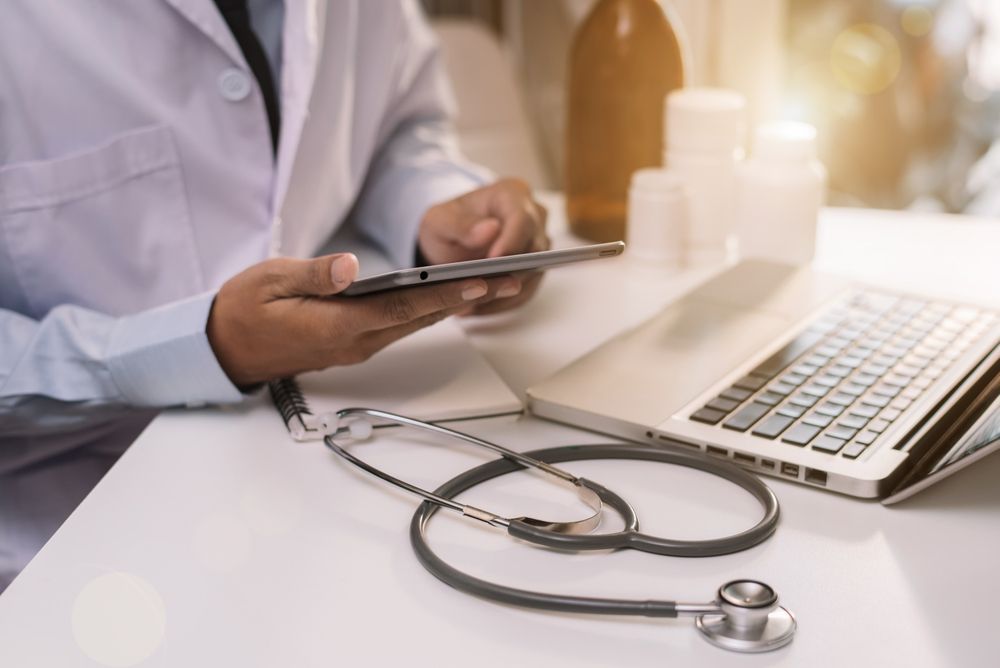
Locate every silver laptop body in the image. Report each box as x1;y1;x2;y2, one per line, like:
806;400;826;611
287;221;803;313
527;261;1000;499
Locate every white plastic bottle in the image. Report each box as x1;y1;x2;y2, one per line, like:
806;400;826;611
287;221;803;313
626;168;687;267
736;121;827;266
663;88;746;261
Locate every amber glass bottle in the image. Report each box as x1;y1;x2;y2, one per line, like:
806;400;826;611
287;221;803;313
565;0;686;242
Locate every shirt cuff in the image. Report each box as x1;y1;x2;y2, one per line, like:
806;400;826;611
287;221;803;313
107;291;243;407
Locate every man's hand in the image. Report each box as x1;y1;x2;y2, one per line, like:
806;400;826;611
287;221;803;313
207;253;518;387
418;178;549;315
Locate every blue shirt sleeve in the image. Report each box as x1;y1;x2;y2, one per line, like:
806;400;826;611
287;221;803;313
0;292;243;429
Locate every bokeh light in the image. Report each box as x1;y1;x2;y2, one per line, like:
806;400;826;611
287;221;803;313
901;6;934;38
830;23;903;95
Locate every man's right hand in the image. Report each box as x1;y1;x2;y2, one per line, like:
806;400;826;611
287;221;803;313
207;253;521;387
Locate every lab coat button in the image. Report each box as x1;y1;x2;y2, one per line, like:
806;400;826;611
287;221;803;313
218;68;251;101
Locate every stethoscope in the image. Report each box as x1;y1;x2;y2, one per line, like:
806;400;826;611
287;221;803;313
323;408;797;653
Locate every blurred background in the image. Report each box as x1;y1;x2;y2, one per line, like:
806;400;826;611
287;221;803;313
420;0;1000;216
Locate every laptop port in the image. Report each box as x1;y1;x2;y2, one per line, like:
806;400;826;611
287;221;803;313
805;468;828;486
733;452;755;466
760;459;776;470
706;445;728;458
657;434;699;450
781;462;800;478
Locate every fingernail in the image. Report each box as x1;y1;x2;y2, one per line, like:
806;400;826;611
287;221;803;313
462;282;488;301
330;254;355;286
497;282;521;299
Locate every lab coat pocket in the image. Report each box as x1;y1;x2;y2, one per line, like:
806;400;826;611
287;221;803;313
0;125;204;318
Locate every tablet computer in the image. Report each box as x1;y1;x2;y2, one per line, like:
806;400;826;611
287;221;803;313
341;241;625;297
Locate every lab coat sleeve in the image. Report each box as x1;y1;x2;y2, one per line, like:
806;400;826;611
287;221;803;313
0;292;244;430
350;1;493;269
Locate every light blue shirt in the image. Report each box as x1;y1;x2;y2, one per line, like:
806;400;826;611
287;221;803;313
0;0;486;590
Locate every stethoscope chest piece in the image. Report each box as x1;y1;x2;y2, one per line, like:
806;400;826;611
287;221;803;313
694;580;797;653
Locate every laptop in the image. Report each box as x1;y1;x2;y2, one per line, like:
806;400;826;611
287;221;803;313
527;260;1000;502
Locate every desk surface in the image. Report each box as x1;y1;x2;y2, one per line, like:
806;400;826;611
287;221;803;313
1;199;998;668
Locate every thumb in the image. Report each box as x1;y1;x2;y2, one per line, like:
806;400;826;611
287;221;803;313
275;253;360;297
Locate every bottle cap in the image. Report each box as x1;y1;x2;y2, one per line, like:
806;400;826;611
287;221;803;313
752;121;818;163
666;88;747;154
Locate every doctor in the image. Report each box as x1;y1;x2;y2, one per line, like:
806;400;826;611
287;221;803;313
0;0;547;589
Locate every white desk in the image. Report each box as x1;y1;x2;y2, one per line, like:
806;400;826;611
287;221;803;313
1;199;998;668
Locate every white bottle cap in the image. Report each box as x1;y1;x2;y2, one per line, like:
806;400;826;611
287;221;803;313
752;121;818;163
665;88;747;154
627;167;687;265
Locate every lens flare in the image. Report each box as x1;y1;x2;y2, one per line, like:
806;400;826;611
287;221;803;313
830;24;902;95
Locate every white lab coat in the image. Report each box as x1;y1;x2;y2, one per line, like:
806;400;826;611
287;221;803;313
0;0;487;589
0;0;485;320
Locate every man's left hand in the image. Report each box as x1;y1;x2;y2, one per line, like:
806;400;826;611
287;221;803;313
418;178;549;315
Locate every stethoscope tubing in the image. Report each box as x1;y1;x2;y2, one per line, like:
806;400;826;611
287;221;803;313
410;443;780;619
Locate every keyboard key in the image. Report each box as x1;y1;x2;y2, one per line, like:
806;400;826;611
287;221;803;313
855;430;879;445
790;393;819;407
690;407;726;425
791;363;819;377
872;383;901;397
801;384;830;397
860;363;889;377
768;382;797;396
862;394;891;408
842;442;868;459
779;373;808;386
868;418;891;433
839;414;869;430
890;397;912;411
803;412;833;428
706;397;740;413
880;408;902;422
853;373;879;386
827;425;858;440
752;414;795;439
826;365;852;378
721;386;753;402
829;392;856;406
872;354;900;367
816;401;846;417
734;374;768;391
850;404;880;419
777;403;807;418
839;355;864;368
883;374;910;387
749;330;825;378
812;435;847;454
840;382;867;396
782;423;822;446
756;392;784;406
722;402;771;431
814;374;840;388
804;354;831;367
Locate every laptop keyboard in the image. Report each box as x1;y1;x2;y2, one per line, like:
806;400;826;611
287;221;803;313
689;291;997;459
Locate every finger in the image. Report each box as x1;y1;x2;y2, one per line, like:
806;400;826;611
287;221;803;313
467;271;543;316
356;304;468;360
350;278;491;331
487;200;547;259
266;253;360;299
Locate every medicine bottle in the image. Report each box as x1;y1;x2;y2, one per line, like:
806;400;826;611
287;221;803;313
663;88;746;260
565;0;686;243
736;122;827;266
627;168;687;267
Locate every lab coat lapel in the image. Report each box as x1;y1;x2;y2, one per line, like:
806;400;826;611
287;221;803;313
271;0;327;256
160;0;247;67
